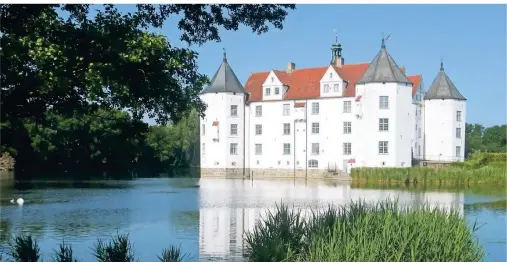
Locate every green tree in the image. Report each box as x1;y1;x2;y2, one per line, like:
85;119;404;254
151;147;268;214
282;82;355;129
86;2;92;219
1;4;295;174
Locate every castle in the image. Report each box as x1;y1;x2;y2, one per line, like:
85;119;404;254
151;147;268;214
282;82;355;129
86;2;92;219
199;38;467;178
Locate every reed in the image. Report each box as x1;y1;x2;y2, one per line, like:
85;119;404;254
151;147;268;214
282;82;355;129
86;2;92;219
244;200;484;262
351;153;506;185
6;233;192;262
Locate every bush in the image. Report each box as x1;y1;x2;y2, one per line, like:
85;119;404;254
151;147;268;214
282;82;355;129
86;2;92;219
244;200;484;262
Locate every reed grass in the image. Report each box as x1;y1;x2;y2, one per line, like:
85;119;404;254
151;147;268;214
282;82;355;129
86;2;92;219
5;233;192;262
351;153;507;185
244;200;484;262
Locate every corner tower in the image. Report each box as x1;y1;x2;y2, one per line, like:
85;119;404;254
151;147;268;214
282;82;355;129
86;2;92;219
354;37;414;168
199;51;249;177
423;61;467;162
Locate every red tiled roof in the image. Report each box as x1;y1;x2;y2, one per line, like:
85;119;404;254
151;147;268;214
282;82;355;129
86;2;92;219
245;63;420;102
408;75;422;96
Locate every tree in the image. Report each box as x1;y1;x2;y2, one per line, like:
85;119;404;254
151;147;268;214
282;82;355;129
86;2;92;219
0;4;295;173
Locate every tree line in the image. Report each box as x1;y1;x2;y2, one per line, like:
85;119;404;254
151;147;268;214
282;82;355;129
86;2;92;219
465;123;506;156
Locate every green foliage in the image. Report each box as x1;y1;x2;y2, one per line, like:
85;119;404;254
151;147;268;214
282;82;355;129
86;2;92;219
7;233;193;262
52;242;79;262
1;4;294;176
9;235;41;262
245;201;484;262
351;153;507;185
157;245;192;262
465;123;506;156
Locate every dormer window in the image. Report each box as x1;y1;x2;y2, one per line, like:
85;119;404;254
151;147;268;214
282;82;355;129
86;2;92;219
265;88;271;96
324;84;330;93
329;73;333;79
334;84;339;92
275;87;280;95
271;77;274;83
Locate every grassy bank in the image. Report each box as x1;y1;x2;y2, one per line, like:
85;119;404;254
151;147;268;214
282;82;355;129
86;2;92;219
351;153;506;185
1;233;192;262
244;200;483;262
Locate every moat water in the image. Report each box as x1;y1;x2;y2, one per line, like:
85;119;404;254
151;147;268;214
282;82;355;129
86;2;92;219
0;177;504;261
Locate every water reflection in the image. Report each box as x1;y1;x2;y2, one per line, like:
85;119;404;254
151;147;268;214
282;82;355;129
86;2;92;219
198;178;465;259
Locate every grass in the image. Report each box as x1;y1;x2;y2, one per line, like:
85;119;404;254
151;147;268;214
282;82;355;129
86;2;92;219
4;233;193;262
244;200;484;262
351;152;507;185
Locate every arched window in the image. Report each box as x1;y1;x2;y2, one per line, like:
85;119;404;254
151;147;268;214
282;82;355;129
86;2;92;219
308;159;318;168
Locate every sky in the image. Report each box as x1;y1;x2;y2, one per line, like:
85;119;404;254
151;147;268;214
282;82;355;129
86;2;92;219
117;4;506;127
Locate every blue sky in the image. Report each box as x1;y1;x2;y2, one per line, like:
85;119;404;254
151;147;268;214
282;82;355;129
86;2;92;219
118;4;506;127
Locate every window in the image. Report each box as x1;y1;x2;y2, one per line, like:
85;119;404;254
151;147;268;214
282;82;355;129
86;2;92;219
324;84;330;93
308;160;318;168
265;88;271;96
343;101;351;113
456;128;461;138
379;118;389;131
283;104;290;116
275;87;280;95
379;96;389;109
456;146;461;157
343;122;351;134
271;77;274;83
418;128;421;138
230;124;238;135
255;105;262;117
255;124;262;135
329;72;333;78
334;84;339;92
255;144;262;155
230;105;238;116
378;141;389;154
311;143;319;155
202;124;205;135
230;143;238;155
418;145;421;156
201;143;205;155
456;111;462;122
343;142;351;155
312;102;319;115
283;143;291;155
312;123;320;134
283;123;291;135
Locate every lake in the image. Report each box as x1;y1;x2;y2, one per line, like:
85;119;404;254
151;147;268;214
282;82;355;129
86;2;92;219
0;177;505;261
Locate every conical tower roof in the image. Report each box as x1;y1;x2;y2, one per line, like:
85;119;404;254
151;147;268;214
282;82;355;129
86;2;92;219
424;61;466;100
357;39;411;85
200;51;246;94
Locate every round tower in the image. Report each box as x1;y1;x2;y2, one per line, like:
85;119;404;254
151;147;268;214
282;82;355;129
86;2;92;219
423;61;467;162
199;51;249;177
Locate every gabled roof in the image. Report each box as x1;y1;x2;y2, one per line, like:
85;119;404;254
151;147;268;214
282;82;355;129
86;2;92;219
357;41;412;85
244;63;421;102
200;53;246;94
424;62;466;100
408;75;422;95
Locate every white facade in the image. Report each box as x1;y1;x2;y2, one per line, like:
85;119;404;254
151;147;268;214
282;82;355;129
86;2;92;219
199;45;467;174
424;100;467;162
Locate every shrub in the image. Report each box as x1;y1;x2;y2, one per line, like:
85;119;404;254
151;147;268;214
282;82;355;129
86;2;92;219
157;245;192;262
9;235;41;262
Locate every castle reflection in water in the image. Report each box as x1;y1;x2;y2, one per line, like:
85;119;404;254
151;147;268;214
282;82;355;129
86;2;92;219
198;179;464;259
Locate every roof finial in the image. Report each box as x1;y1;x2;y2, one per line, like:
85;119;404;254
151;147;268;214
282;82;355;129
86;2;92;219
333;28;338;43
223;47;227;61
381;32;385;48
440;58;444;72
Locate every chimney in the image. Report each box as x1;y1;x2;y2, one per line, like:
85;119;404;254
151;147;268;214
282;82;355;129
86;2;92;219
286;62;296;73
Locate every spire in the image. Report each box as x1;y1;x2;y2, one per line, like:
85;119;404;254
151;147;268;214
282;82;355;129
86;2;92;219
424;60;466;101
330;29;344;66
357;37;410;85
200;52;246;95
381;35;385;48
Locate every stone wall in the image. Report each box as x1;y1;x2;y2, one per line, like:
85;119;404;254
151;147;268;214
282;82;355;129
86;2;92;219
201;168;351;181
